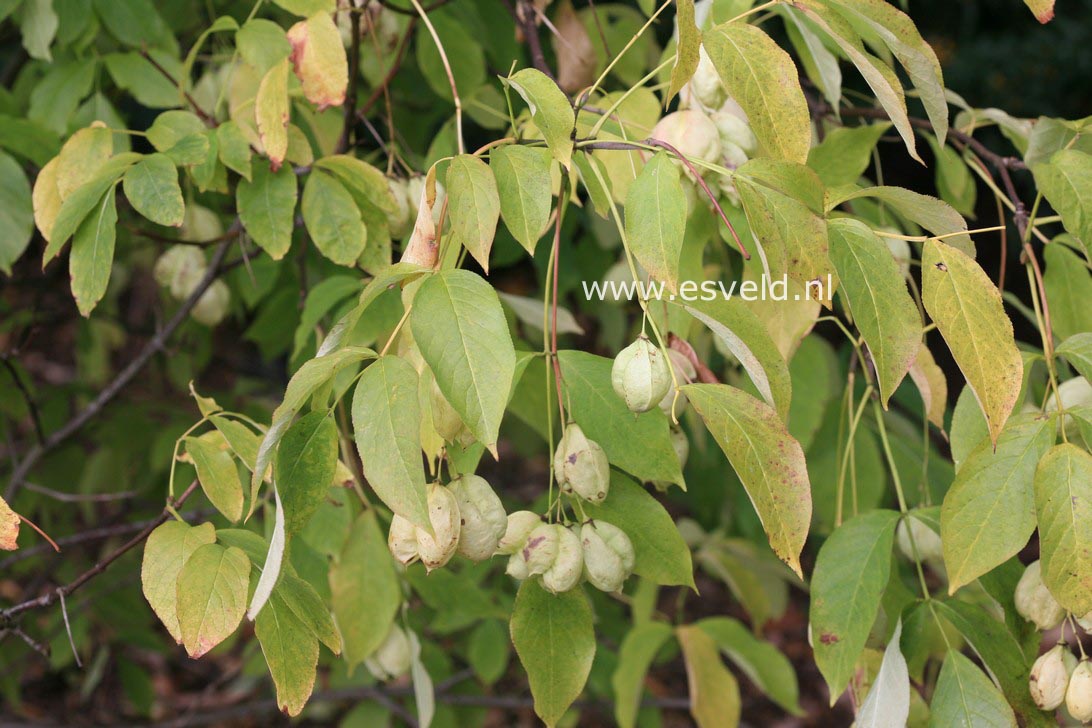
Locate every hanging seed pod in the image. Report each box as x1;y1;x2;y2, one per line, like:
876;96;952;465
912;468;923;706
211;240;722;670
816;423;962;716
190;280;231;327
552;422;610;503
154;245;207;300
415;483;461;571
387;514;419;565
684;48;726;110
541;525;583;594
895;517;943;562
509;522;561;580
449;474;507;561
497;510;542;555
1066;660;1092;723
649;110;721;167
612;336;671;414
1015;560;1066;631
364;624;412;680
1029;644;1076;710
429;377;470;445
581;520;635;592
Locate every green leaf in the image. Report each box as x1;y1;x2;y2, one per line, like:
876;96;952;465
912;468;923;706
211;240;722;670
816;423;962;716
410;270;516;457
216;121;253;181
809;509;900;701
467;619;511;686
147;111;205;154
141;521;216;643
929;650;1018;728
446;154;500;271
351;356;430;530
830;186;974;256
19;0;58;61
1034;443;1092;615
510;580;595;727
908;341;948;430
1034;150;1092;250
556;350;683;486
28;60;95;135
612;622;673;728
676;624;742;728
927;135;977;217
702;23;810;164
941;414;1056;592
176;543;251;658
827;218;921;406
103;51;184;109
302;170;366;266
122;153;184;227
275;410;338;535
683;297;791;420
503;69;575;168
950;384;990;471
274;573;340;654
69;189;117;317
1058;332;1092;381
806;122;890;188
211;416;261;472
0;152;35;275
329;510;400;668
490;144;552;254
44;153;139;261
1043;240;1092;341
314;155;397;214
781;6;842;109
685;384;811;577
625;152;686;292
582;472;694;588
856;620;909;728
237;162;297;259
668;0;700;101
185;434;245;522
236;18;291;76
922;239;1022;446
254;583;319;717
697;617;802;716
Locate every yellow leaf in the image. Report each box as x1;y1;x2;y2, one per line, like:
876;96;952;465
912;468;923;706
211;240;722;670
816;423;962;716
256;58;290;169
677;625;741;728
0;494;19;550
287;13;347;110
32;156;62;242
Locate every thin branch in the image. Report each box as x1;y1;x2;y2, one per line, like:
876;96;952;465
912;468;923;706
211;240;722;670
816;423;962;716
0;481;200;624
139;47;217;126
357;18;416;121
4;239;232;501
0;355;45;446
337;0;364;153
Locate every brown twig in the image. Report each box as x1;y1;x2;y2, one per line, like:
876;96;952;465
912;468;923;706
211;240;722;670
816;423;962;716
0;355;45;446
357;18;416;121
4;239;233;501
0;480;200;623
139;47;217;127
337;0;363;153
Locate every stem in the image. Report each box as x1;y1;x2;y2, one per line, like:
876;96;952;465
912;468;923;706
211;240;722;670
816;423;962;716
408;0;464;154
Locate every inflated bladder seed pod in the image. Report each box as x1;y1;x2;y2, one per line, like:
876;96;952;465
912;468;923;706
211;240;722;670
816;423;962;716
1030;644;1077;710
153;245;207;300
364;624;412;680
683;47;726;110
415;483;461;571
386;177;412;239
671;427;690;469
449;474;507;561
508;522;561;581
429;377;470;445
1067;660;1092;723
1015;560;1066;630
388;514;419;565
190;280;231;327
497;510;541;555
710;108;758;158
1078;612;1092;632
541;525;583;594
581;521;636;592
612;336;672;414
896;517;943;562
553;422;610;503
650;110;721;168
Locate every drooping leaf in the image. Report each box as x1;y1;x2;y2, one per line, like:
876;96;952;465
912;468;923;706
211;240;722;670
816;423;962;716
830;185;974;256
68;186;117;317
141;521;216;643
856;620;909;728
677;624;742;728
1058;332;1092;382
503;69;575;168
922;239;1022;446
685;384;811;577
702;22;811;164
275;409;338;535
43;155;136;263
237;162;298;259
781;6;842;109
467;619;510;686
612;622;674;728
582;472;695;588
274;572;340;654
1034;443;1092;615
256;58;290;169
809;509;900;701
490;144;553;254
302;170;366;266
1042;240;1092;342
314;155;397;213
908;342;948;430
941;414;1056;592
122;153;184;227
1033;150;1092;250
668;0;700;102
0;494;19;550
216;121;253;180
510;580;595;727
927;135;977;217
827;218;921;406
445;154;500;271
410;270;516;458
329;510;400;669
1023;0;1054;22
806;123;890;188
929;649;1018;728
351;356;430;530
176;543;251;658
185;434;245;523
697;617;803;716
255;583;319;717
286;12;347;110
625;152;686;292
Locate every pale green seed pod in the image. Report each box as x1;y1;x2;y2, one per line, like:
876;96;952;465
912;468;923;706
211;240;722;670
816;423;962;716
416;483;461;571
671;427;690;469
684;47;726;110
364;624;412;680
541;525;583;594
1078;611;1092;633
581;521;635;592
553;422;610;503
1066;660;1092;722
388;514;420;565
190;279;231;327
386;177;412;239
430;377;469;444
1015;561;1066;631
649;110;721;167
513;522;560;578
497;510;541;555
896;517;943;563
180;203;224;242
1030;644;1077;710
153;245;207;300
449;474;507;561
613;336;672;414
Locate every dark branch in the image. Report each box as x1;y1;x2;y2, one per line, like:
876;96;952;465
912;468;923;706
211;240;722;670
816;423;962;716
0;355;46;446
139;47;217;127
